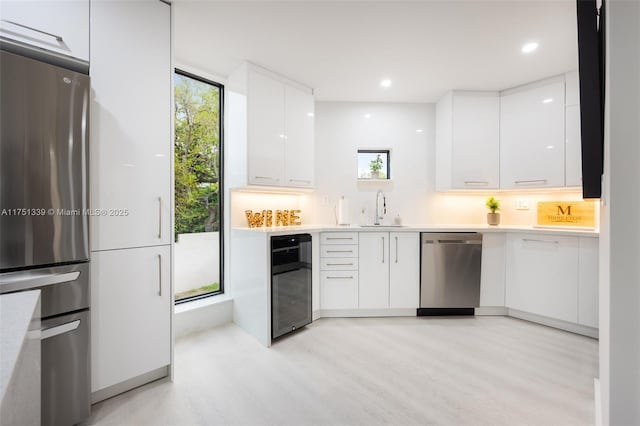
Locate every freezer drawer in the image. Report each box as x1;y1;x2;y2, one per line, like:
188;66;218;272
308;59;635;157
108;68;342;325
420;233;482;309
41;309;90;426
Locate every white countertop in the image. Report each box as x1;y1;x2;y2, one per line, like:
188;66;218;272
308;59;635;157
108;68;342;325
0;290;40;403
233;224;599;238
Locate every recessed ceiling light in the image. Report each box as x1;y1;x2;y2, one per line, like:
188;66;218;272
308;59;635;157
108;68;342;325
521;42;539;54
416;129;424;133
364;114;371;119
380;79;392;88
307;112;314;117
546;145;555;149
543;98;554;104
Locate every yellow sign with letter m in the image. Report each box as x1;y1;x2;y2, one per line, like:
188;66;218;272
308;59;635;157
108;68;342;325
537;201;596;227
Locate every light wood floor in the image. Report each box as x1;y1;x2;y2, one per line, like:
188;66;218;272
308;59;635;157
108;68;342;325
84;316;598;426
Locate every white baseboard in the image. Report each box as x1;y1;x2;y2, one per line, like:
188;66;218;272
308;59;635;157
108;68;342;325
594;377;602;426
475;306;509;316
319;308;416;318
508;309;599;338
91;366;168;404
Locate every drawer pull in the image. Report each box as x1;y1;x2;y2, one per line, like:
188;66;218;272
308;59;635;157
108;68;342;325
254;176;279;182
522;238;559;244
464;180;489;185
1;19;64;42
289;178;312;184
326;250;353;253
326;262;354;266
326;237;353;240
326;276;354;280
514;179;547;185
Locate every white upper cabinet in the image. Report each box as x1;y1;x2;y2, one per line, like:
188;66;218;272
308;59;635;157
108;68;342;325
247;70;285;186
0;0;89;62
90;0;171;251
565;71;583;187
500;77;566;189
436;92;500;190
284;85;315;187
228;63;315;189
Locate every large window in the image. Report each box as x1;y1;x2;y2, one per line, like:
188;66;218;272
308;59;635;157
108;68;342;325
174;70;224;303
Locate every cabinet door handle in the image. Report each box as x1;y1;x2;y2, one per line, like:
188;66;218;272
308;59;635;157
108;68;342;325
522;238;559;245
381;236;385;263
1;19;64;42
514;179;548;185
326;276;353;280
41;320;80;340
395;236;399;263
464;180;489;186
158;197;163;239
157;254;162;296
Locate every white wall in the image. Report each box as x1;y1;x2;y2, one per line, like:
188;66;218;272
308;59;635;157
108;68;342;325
174;232;220;294
314;102;434;225
601;1;640;424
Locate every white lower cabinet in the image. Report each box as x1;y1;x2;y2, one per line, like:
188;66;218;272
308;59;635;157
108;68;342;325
578;237;599;328
320;272;359;309
91;245;171;392
480;233;506;307
506;233;579;323
319;231;419;311
320;233;359;310
358;232;390;309
389;233;420;309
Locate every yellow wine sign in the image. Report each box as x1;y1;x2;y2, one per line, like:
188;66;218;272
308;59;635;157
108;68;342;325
537;201;596;227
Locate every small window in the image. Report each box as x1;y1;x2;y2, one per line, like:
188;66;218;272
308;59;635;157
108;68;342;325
357;150;390;180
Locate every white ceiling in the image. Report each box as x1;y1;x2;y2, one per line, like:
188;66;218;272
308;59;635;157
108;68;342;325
174;1;578;102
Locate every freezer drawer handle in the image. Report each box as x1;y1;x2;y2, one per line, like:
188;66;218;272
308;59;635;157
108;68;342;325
0;271;80;293
41;320;80;340
1;19;64;42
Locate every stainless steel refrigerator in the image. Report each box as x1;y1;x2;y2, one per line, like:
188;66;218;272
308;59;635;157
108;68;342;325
0;49;91;426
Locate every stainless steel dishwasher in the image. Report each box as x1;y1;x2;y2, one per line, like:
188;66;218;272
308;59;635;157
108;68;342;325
419;233;482;315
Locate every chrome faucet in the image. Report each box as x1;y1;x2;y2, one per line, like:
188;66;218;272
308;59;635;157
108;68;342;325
374;190;386;225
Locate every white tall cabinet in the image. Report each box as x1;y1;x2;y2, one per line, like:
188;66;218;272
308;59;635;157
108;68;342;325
89;0;172;400
228;63;315;189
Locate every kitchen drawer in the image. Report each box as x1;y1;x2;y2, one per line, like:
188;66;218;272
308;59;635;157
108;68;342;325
320;258;358;271
320;271;359;309
320;244;358;258
320;232;359;245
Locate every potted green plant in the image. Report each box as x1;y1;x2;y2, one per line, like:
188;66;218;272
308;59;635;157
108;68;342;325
369;154;384;179
486;196;500;226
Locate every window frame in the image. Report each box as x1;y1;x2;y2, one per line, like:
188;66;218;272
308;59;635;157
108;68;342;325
174;68;225;304
357;149;391;180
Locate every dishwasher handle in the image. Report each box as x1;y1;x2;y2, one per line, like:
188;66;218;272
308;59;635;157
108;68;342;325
423;239;482;245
